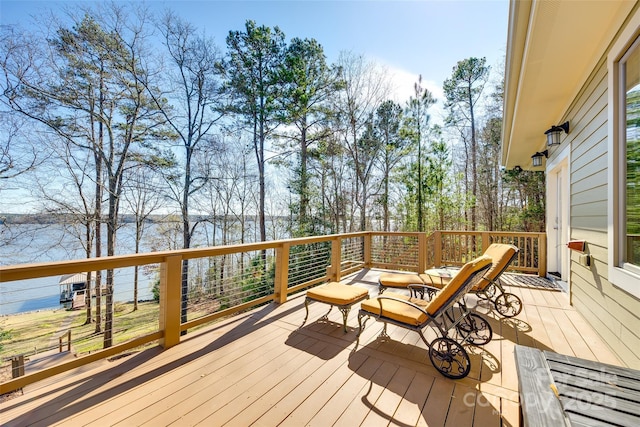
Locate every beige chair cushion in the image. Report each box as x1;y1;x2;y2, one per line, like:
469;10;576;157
421;244;517;291
360;294;429;326
306;282;368;306
378;273;424;288
423;255;492;315
481;243;518;285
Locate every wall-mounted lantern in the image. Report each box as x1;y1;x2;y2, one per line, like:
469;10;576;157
531;150;549;167
545;121;570;147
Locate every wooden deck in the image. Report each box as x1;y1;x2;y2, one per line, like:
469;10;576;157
0;269;622;427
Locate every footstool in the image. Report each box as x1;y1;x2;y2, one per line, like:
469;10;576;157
303;282;369;332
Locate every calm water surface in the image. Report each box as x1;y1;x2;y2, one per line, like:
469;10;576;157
1;223;222;315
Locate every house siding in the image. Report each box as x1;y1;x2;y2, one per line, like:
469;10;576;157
566;58;640;369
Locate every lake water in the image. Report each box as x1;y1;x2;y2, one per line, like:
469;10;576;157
0;222;227;315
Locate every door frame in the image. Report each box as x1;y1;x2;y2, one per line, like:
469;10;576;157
546;145;570;282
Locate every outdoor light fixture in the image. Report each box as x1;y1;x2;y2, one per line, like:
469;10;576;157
531;150;548;167
545;121;570;147
513;165;523;173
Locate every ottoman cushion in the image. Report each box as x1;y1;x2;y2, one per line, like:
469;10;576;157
306;282;368;306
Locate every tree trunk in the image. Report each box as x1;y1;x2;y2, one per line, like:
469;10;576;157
103;180;118;348
469;87;477;232
299;122;309;234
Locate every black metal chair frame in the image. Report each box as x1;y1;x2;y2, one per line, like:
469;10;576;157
358;263;493;379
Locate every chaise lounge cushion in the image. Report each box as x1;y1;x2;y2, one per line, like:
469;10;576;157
423;244;517;291
361;294;429;326
378;272;424;288
306;282;369;306
423;255;492;314
479;243;518;288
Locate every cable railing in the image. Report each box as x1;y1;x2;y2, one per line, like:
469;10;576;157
0;230;545;394
370;232;422;271
434;230;546;275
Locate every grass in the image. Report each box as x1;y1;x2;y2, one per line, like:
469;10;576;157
1;301;160;358
0;294;248;387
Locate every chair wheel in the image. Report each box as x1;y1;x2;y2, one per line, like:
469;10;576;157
456;313;493;345
429;337;471;379
494;292;522;317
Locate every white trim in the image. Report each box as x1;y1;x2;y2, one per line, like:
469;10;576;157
607;10;640;299
547;144;570;172
546;145;570;282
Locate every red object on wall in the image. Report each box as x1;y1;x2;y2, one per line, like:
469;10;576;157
567;240;586;252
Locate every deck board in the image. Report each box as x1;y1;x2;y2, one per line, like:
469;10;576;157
417;377;455;427
98;327;294;425
0;270;624;427
310;355;385;426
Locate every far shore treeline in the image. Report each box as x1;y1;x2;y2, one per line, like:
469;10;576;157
0;213;280;226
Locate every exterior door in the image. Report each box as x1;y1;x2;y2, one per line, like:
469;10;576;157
547;157;569;281
556;171;564;273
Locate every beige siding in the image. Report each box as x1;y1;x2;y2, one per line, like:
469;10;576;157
567;58;640;369
571;183;607;206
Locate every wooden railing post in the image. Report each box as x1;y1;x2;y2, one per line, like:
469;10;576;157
418;233;427;273
538;233;547;277
58;330;71;352
364;233;372;268
329;237;341;282
160;255;182;349
434;231;442;268
274;242;290;304
11;355;24;379
481;232;490;254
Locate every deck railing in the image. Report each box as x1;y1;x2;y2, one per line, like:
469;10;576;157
0;230;545;394
428;231;546;275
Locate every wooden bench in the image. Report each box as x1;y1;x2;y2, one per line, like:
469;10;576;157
303;282;369;333
514;345;640;427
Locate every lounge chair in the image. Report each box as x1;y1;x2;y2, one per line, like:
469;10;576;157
378;243;522;318
358;255;493;379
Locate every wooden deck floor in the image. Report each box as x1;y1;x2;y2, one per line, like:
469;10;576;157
0;269;622;427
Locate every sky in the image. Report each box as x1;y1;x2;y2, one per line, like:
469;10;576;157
0;0;509;117
0;0;509;214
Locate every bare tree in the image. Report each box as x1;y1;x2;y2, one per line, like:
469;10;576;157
1;5;168;346
444;57;489;231
335;52;391;231
141;12;225;327
122;163;168;310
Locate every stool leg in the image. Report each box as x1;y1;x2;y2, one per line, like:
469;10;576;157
357;312;366;337
302;297;311;328
319;305;332;321
339;306;350;333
